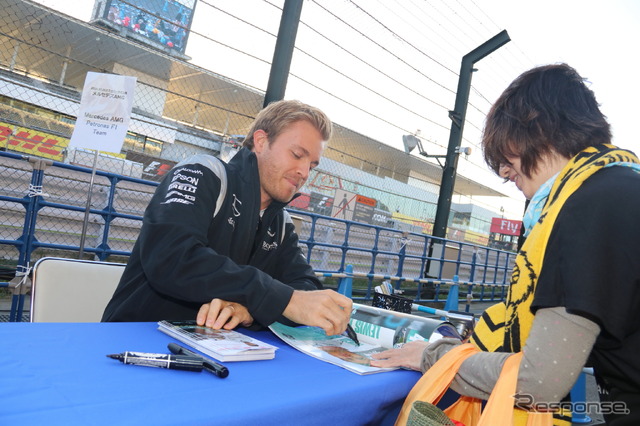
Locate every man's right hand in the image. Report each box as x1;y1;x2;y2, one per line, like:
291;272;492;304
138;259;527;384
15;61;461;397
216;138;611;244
282;289;352;336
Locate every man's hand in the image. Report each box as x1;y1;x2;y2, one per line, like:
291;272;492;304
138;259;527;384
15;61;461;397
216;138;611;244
370;340;429;371
282;289;352;336
196;298;254;330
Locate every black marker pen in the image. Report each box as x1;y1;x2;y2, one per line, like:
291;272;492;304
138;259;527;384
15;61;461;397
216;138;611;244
168;343;229;378
107;351;204;372
345;324;360;346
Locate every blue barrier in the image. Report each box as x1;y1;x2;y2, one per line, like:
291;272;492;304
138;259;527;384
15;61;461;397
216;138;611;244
337;264;354;297
570;372;592;424
0;151;516;321
443;274;460;312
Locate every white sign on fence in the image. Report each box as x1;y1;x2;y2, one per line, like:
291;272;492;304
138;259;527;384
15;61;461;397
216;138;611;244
68;72;137;153
331;189;356;221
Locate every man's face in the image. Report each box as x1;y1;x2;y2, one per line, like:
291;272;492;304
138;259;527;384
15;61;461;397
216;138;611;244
253;120;325;210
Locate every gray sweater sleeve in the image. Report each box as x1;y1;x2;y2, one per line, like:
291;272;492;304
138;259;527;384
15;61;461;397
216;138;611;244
420;307;600;402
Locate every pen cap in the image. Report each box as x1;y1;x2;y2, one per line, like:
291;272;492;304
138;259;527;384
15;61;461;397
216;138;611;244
173;355;205;372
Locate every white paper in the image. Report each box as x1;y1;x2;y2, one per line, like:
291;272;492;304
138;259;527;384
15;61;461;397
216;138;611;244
68;72;137;153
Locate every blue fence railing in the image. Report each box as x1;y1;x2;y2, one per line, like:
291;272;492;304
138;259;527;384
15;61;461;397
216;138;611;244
0;151;516;321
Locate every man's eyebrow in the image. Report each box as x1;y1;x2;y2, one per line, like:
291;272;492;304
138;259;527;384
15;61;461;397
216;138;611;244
293;144;321;168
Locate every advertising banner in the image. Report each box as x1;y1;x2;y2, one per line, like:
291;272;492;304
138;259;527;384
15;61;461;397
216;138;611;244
309;191;333;216
353;194;376;223
490;217;522;236
125;151;177;182
1;121;67;161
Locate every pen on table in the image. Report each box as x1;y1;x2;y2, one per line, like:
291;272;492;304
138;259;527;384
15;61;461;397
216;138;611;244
345;324;360;346
107;351;204;372
168;343;229;378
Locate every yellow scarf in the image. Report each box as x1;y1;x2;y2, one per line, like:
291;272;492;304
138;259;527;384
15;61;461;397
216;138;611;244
470;144;640;425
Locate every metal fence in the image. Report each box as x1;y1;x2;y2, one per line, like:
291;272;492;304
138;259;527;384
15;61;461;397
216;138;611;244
0;150;515;321
0;0;508;252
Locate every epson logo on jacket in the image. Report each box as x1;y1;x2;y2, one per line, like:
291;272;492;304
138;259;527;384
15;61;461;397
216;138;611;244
162;167;203;205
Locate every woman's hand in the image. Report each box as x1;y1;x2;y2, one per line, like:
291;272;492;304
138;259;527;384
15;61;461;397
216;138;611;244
370;340;429;371
196;298;254;330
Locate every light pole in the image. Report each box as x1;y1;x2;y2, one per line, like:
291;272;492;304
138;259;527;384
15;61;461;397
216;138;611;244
263;0;303;107
431;30;510;240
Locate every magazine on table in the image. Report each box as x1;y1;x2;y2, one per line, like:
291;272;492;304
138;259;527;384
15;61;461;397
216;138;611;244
157;320;278;362
269;303;461;375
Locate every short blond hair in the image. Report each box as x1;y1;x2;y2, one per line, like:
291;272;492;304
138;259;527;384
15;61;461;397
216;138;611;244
242;99;332;149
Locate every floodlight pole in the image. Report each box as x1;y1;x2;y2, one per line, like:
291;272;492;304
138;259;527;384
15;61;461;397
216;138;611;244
263;0;303;107
431;30;510;239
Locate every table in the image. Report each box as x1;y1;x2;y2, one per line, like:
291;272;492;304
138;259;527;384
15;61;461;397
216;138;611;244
0;322;421;425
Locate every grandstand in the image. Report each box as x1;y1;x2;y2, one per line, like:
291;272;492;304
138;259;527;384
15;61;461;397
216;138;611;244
0;0;515;245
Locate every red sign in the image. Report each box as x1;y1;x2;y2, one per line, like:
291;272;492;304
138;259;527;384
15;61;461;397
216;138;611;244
490;217;522;236
289;193;310;209
356;194;376;207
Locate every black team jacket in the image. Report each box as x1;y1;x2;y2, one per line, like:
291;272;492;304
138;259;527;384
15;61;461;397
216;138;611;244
102;147;322;326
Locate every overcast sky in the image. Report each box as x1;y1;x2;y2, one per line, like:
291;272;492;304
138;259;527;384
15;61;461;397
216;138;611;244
483;0;640;153
32;0;640;217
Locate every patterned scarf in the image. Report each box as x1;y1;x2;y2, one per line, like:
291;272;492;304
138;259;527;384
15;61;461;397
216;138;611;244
470;144;640;425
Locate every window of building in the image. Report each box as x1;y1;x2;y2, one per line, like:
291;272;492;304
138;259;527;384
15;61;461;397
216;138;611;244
123;133;163;156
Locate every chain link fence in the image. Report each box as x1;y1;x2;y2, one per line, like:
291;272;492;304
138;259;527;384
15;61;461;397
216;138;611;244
0;0;515;274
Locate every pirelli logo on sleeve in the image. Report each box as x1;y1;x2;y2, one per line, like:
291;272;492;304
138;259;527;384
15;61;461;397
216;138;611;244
161;167;203;205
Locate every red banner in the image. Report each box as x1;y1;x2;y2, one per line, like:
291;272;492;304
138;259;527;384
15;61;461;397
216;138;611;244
490;217;522;236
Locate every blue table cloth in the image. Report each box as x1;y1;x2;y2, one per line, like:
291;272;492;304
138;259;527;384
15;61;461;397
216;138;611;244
0;322;421;425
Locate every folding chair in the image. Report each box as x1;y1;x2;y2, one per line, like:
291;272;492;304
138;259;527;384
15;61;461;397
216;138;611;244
30;257;125;322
